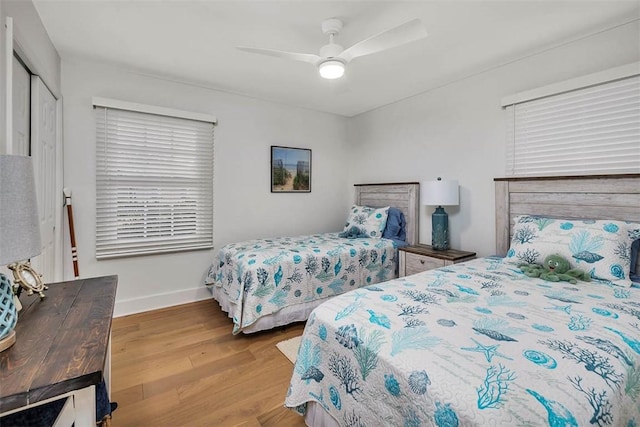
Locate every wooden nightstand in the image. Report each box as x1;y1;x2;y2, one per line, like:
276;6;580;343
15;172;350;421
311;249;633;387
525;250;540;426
0;276;117;426
399;244;476;277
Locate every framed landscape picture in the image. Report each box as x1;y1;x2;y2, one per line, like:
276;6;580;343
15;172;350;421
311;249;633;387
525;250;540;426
271;146;311;193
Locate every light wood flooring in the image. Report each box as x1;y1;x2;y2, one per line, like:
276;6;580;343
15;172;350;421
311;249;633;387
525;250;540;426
110;299;307;427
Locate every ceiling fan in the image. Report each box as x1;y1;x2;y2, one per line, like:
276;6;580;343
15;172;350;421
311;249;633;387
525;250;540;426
237;18;427;79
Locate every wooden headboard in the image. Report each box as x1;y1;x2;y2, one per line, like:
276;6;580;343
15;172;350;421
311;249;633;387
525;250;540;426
354;182;420;246
495;174;640;273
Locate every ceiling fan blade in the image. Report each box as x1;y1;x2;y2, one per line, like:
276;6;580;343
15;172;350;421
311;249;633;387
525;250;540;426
337;19;427;63
237;46;321;65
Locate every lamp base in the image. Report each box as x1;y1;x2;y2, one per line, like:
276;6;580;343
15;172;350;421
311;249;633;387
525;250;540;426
0;329;16;352
431;206;450;251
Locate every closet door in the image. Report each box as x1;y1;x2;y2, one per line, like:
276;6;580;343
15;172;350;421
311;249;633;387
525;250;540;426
29;76;58;282
11;56;29;156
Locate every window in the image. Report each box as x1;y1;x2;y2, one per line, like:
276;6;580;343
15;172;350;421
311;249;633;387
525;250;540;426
503;63;640;176
94;98;215;259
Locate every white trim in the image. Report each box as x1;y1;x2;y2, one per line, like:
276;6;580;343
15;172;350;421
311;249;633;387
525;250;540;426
53;395;75;427
113;285;212;317
4;17;13;154
501;61;640;107
91;96;217;124
55;98;64;282
71;385;96;427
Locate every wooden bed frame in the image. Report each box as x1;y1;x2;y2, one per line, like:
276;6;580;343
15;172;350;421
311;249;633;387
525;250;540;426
495;174;640;273
354;182;420;245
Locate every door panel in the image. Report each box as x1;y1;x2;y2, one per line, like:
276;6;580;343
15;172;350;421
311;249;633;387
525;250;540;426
12;56;29;156
30;76;57;282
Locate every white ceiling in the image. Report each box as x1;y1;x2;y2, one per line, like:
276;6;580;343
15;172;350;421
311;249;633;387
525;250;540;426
33;0;640;117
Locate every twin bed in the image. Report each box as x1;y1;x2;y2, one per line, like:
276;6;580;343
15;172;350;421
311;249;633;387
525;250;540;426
282;174;640;427
205;183;420;334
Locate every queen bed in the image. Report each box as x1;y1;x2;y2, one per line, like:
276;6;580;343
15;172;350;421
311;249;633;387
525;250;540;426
285;174;640;427
205;183;420;334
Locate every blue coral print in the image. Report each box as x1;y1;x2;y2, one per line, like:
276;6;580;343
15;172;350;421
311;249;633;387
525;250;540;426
206;232;397;333
523;350;557;369
603;223;619;233
610;264;625;279
384;373;401;396
283;257;640;426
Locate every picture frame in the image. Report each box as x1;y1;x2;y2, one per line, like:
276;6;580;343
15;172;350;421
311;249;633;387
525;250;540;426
271;146;311;193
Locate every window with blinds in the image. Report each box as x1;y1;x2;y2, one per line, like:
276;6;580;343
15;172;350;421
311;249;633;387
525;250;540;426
504;73;640;176
95;104;214;259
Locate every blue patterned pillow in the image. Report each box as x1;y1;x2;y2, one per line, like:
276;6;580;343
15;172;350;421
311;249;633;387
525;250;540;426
505;215;640;287
343;205;389;238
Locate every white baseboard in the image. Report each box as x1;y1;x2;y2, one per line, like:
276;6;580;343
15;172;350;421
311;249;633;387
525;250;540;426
113;286;212;317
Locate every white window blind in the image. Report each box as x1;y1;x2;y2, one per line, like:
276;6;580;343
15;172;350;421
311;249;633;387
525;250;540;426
505;74;640;176
95;105;214;259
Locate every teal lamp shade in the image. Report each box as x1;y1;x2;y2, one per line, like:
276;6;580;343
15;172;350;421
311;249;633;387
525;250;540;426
0;155;42;350
421;178;459;250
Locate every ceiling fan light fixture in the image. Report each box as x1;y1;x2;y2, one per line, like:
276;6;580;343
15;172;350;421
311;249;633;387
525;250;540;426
318;60;345;79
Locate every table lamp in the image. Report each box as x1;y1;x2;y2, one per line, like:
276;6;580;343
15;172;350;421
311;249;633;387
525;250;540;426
0;155;43;352
421;177;459;250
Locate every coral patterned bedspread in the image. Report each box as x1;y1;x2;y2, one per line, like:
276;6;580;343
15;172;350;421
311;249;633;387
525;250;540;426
285;257;640;426
205;233;398;334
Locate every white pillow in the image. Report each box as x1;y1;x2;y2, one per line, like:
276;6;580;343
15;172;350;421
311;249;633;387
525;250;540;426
505;215;640;287
343;205;390;238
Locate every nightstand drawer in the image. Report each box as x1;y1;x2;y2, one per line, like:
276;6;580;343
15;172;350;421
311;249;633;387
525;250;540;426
404;252;444;275
398;244;476;277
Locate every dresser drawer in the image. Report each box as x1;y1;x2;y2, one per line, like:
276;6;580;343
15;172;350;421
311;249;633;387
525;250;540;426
404;252;444;275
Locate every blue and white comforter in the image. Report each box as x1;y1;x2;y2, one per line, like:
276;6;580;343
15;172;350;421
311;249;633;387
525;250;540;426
285;257;640;426
205;233;398;334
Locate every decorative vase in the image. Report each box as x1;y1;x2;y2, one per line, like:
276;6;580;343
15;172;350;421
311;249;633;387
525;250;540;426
0;273;18;352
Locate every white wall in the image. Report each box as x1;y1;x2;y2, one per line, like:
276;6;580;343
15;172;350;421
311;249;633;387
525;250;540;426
62;59;350;316
347;21;640;258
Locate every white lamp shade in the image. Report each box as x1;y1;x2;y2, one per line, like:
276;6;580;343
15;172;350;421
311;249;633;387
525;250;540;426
318;60;345;79
421;179;459;206
0;155;42;265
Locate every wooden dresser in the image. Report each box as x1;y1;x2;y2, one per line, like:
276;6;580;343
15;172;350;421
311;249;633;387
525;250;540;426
399;244;476;277
0;275;118;426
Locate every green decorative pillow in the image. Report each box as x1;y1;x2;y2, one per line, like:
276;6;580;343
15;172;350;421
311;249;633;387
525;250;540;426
506;215;640;287
343;205;390;238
